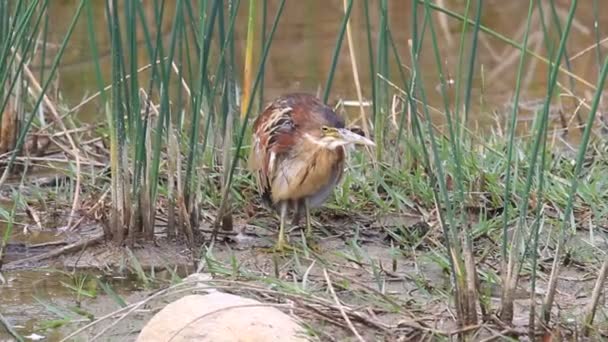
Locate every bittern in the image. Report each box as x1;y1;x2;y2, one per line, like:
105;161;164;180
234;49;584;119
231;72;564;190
249;93;375;251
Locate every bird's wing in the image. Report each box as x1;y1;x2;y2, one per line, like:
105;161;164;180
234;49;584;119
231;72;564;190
249;104;297;205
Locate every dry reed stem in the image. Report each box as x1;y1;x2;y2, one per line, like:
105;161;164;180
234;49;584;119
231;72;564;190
241;0;256;120
343;0;369;137
582;255;608;336
487;33;542;84
167;122;178;239
4;231;105;271
0;50;83;232
323;268;365;342
69;59;166;114
570;36;608;61
68;188;110;232
542;231;566;323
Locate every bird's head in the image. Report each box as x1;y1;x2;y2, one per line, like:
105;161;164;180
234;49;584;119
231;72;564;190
312;125;375;149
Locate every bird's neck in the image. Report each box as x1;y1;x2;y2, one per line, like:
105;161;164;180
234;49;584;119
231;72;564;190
298;138;344;166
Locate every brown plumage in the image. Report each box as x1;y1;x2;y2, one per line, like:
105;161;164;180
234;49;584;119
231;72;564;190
249;93;374;250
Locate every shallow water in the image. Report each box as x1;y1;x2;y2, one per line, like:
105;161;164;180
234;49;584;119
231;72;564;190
35;0;608;129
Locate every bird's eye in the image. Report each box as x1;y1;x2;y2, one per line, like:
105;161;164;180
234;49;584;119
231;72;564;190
321;126;329;132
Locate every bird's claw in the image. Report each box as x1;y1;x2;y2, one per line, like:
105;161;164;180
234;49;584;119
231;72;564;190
274;240;293;253
265;234;292;253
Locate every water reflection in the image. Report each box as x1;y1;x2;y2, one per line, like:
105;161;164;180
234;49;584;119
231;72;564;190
37;0;608;131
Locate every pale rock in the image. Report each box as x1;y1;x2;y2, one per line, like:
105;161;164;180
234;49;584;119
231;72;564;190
136;292;309;342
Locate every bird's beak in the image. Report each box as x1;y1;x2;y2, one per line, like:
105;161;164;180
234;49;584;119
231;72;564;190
337;128;375;146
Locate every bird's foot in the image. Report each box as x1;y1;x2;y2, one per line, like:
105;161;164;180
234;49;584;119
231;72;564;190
258;242;293;254
304;237;323;252
274;238;293;253
257;234;293;254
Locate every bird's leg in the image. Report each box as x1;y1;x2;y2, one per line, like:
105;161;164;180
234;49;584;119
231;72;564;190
302;199;322;252
305;198;312;237
291;200;302;226
276;201;289;251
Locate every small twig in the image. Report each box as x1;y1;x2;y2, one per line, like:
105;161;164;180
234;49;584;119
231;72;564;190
582;255;608;336
327;269;404;310
68;58;167;114
50;124;101;138
3;231;104;270
10;49;82;231
24;203;43;230
342;0;369;137
293;298;350;330
68;188;110;232
323;268;365;342
10;156;105;167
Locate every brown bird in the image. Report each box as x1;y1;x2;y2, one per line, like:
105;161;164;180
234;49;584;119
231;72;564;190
249;93;375;251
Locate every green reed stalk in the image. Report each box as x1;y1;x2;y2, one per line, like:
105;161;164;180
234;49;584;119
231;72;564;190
409;0;447;261
411;3;466;325
363;0;376;123
149;0;184;207
202;0;241;149
504;0;577;324
423;0;468;216
126;0;139;139
543;53;608;326
453;0;471;139
526;106;549;338
1;0;84;183
185;0;217;197
499;0;534;323
258;0;267;112
593;0;603;69
423;0;482;325
515;0;575;261
389;3;431;168
213;0;286;234
386;30;409;148
134;0;166;206
462;0;482;127
0;0;44;115
106;0;127;242
417;0;594;91
547;0;576;93
38;5;49;83
322;0;353;103
374;0;388;161
85;1;106;104
536;1;555;64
